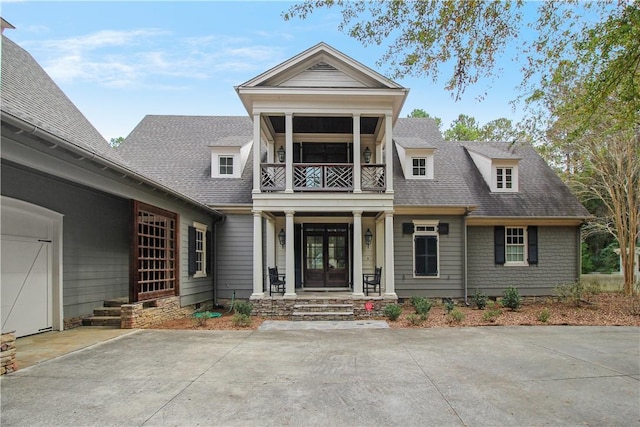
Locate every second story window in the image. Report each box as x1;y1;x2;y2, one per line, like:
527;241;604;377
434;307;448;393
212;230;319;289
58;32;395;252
219;156;234;175
412;158;427;177
496;167;513;190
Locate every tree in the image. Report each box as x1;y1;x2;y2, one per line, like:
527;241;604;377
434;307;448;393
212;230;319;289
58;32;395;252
480;118;523;143
110;137;124;147
284;1;637;128
407;108;442;130
443;114;481;141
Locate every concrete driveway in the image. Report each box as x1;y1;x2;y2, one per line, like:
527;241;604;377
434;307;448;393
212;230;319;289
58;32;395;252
1;326;638;426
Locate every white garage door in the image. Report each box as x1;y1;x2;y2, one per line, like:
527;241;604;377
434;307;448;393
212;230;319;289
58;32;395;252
1;236;52;337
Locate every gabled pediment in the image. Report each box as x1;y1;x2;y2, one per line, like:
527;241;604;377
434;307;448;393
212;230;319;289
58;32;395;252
238;42;403;90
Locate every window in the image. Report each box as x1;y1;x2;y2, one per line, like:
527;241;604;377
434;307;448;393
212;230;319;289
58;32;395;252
496;167;513;190
413;221;439;277
412;158;426;176
189;222;208;277
219;156;234;175
505;227;526;264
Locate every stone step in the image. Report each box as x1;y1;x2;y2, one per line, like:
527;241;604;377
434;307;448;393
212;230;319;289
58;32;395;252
93;306;121;317
293;304;353;313
103;298;128;307
82;316;121;327
291;311;355;321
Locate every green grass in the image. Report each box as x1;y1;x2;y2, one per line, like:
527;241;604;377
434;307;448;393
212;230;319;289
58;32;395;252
581;273;623;292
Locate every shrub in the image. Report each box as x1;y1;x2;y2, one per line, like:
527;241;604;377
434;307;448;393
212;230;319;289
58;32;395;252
406;313;427;326
232;313;252;327
411;297;433;316
482;308;502;323
471;288;488;310
383;304;402;321
448;309;465;324
501;286;522;311
233;301;253;316
537;308;551;323
443;298;455;313
554;282;585;306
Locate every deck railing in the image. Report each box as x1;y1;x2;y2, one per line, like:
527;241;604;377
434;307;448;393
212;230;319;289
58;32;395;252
260;163;386;192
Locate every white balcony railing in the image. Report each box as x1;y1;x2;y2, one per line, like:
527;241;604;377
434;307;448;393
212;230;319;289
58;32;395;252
260;163;385;192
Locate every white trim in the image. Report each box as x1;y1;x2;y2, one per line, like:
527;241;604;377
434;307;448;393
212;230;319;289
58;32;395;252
192;221;208;278
492;161;519;193
412;220;440;278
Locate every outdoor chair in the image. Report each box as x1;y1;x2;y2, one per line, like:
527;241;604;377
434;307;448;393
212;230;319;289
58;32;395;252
363;266;382;296
268;266;286;295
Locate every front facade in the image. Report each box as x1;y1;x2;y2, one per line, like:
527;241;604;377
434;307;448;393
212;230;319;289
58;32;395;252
121;43;591;309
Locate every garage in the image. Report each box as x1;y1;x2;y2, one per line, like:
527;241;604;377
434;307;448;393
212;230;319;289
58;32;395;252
1;197;62;338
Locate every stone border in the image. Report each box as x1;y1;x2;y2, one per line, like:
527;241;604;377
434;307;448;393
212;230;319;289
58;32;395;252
1;331;17;375
121;297;214;328
250;296;398;318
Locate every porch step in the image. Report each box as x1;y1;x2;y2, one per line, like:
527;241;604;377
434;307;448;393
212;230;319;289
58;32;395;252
82;316;121;327
92;306;121;317
103;298;128;307
292;303;354;321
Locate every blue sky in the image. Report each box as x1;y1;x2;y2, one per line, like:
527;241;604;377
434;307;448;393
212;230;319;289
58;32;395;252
3;1;528;141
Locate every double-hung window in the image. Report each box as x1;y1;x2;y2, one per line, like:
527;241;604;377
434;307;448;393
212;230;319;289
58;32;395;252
189;222;208;277
496;167;513;190
505;227;526;264
413;221;439;277
219;156;234;175
412;158;427;177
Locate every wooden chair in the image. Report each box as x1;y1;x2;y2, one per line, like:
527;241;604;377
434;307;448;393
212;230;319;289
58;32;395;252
268;267;286;295
363;267;382;296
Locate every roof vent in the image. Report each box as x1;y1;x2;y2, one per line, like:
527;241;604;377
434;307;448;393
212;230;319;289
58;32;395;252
308;62;337;71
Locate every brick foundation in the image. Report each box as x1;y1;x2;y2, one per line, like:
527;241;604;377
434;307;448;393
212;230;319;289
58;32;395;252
63;316;85;330
1;332;17;375
121;297;214;328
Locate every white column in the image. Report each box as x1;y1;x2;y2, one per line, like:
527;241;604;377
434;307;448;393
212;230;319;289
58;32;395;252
285;113;293;193
353;114;361;193
385;114;394;193
384;212;396;297
284;210;296;296
266;217;275;269
352;211;364;296
253;113;261;193
375;218;385;291
252;210;264;297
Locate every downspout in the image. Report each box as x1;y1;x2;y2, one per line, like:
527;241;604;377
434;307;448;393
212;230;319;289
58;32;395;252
463;207;471;306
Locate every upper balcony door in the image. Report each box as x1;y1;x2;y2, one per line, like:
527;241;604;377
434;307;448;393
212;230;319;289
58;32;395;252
294;142;352;163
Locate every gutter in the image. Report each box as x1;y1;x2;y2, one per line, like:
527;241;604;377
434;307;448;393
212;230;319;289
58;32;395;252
2;111;224;218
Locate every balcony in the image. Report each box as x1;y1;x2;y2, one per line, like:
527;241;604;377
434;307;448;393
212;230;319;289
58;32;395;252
260;163;386;192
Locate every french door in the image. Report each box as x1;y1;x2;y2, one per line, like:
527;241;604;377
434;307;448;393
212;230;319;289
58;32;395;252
303;225;349;287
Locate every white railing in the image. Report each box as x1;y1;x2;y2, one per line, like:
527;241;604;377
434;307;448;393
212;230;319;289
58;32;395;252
260;163;385;192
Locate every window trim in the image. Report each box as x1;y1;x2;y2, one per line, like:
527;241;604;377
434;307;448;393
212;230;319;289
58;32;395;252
491;162;519;192
218;155;234;176
413;220;440;278
192;222;208;278
412;157;427;177
505;226;528;266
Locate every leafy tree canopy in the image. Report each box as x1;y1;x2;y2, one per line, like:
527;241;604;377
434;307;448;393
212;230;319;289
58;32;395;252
110;136;124;147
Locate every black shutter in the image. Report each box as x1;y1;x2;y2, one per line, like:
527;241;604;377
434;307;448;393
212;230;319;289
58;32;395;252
206;230;213;275
494;226;505;265
402;223;414;234
188;226;196;275
528;226;538;265
438;223;449;235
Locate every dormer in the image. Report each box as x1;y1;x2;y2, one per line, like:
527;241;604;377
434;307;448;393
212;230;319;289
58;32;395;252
210;136;252;179
465;144;521;193
394;137;436;180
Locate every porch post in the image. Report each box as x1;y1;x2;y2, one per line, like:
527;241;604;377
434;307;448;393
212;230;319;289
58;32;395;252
284;210;296;296
384;212;396;297
352;211;364;296
252;210;264;297
375;217;385;291
353;114;361;193
385;114;394;194
266;217;275;269
285;113;293;193
253;113;261;193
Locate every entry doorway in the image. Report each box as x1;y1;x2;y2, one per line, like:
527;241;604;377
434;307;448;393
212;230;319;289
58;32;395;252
303;224;349;288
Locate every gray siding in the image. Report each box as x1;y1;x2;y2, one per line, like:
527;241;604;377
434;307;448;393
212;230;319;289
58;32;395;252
215;213;253;299
394;215;465;298
2;162;129;319
467;226;580;296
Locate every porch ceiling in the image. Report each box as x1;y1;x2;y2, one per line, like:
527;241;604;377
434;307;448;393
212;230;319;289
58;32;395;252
268;116;379;134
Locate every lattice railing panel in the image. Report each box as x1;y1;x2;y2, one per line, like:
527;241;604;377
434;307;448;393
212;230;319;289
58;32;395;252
261;164;285;191
326;166;353;189
362;164;386;191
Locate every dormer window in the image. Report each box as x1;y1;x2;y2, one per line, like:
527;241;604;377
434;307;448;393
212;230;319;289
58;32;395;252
412;158;427;177
496;167;513;190
219;156;234;175
492;162;518;192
